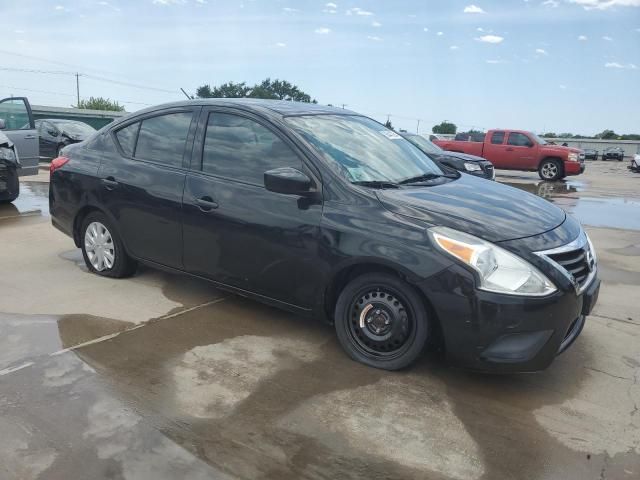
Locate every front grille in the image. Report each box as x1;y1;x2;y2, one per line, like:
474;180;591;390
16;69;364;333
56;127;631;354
536;231;596;292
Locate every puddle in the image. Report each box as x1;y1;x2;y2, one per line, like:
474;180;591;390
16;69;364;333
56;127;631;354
502;180;581;199
0;181;50;219
557;197;640;231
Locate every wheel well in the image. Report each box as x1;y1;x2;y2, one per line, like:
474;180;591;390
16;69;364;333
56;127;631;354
539;156;564;173
324;263;444;349
72;206;102;247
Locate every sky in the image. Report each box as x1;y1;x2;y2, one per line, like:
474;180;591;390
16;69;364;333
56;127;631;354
1;0;639;135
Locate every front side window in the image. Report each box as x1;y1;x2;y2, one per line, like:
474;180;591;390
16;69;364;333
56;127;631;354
0;98;31;130
135;112;193;167
202;113;301;185
114;122;140;157
491;131;505;144
507;132;533;147
286;115;443;183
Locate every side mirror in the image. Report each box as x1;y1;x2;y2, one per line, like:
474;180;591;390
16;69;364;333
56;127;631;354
527;141;534;148
0;119;5;130
264;167;312;195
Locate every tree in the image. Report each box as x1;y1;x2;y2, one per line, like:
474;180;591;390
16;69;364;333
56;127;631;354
384;119;394;130
76;97;124;112
542;132;557;138
558;133;574;138
432;121;457;135
620;133;640;140
196;78;317;103
596;129;618;140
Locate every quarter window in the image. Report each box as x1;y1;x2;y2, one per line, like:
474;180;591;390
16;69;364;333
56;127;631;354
491;131;505;144
202;113;301;185
135;112;193;167
507;132;532;147
115;122;140;157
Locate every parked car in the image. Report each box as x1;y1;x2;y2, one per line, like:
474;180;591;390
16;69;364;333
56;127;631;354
582;148;598;161
400;132;495;180
0;96;39;202
630;152;640;173
35;119;96;160
601;147;624;162
49;99;600;372
0;129;20;203
434;129;585;181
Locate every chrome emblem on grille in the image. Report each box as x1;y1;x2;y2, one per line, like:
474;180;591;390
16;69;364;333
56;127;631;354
585;248;594;272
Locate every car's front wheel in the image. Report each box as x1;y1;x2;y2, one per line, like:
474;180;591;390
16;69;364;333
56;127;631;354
80;212;137;278
334;273;429;370
538;159;562;180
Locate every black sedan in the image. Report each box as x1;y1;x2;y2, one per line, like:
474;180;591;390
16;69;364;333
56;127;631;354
49;99;599;372
602;147;624;161
582;148;598;161
35;119;96;160
400;132;495;179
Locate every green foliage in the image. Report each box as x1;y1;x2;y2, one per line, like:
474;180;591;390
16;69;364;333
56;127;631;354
432;121;457;135
542;132;557;138
196;78;317;103
597;129;618;140
620;134;640;140
76;97;125;112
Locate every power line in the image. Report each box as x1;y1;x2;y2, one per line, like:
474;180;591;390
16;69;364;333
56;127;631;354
0;84;153;107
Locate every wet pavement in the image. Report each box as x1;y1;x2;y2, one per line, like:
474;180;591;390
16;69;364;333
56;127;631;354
1;161;639;480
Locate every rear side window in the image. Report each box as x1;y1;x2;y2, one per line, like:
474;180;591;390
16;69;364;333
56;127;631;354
135;112;193;167
115;122;139;157
507;132;532;147
491;131;505;144
202;113;301;185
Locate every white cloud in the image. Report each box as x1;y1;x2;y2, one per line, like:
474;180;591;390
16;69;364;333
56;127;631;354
151;0;185;4
450;45;460;50
315;27;331;34
367;35;382;41
464;4;486;13
323;8;337;13
283;7;299;12
602;35;613;41
542;0;559;6
559;84;567;89
346;7;374;15
325;2;337;8
568;0;640;10
486;59;507;64
14;29;25;34
536;48;549;55
372;20;382;27
276;42;286;47
476;34;504;43
578;35;588;40
605;62;638;69
477;27;484;31
436;31;444;36
54;5;65;9
423;27;429;32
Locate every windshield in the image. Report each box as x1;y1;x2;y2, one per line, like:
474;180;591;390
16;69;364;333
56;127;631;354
54;121;96;137
403;134;444;154
530;132;548;145
286;115;444;183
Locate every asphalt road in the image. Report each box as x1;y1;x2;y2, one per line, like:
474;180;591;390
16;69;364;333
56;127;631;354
0;161;638;480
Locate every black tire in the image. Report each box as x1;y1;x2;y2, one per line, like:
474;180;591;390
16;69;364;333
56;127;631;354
334;272;429;370
0;167;20;204
538;159;563;181
80;211;137;278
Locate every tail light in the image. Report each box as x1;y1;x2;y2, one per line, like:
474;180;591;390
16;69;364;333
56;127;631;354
50;156;69;175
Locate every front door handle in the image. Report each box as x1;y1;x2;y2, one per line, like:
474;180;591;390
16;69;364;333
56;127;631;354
505;147;514;151
24;134;37;140
195;196;218;212
101;177;119;191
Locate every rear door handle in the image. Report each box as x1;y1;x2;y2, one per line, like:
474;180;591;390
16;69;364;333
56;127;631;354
101;177;119;190
195;196;218;212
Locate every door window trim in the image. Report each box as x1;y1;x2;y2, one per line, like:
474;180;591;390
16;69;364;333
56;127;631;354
191;106;322;191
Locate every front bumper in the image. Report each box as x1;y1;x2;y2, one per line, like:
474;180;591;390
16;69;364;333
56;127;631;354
419;264;600;373
565;161;584;175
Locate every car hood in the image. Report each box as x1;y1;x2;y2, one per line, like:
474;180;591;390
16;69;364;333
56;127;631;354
433;151;487;163
541;145;581;156
376;174;566;243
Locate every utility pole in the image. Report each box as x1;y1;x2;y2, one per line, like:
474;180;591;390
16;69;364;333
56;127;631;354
341;103;347;109
75;73;80;107
416;119;420;134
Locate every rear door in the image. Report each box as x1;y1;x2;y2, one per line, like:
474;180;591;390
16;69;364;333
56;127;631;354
0;97;39;175
182;107;324;308
99;107;199;269
482;130;509;168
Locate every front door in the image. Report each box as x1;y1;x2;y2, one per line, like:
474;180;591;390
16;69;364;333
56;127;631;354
502;132;539;170
0;97;39;175
98;107;199;269
182;108;324;309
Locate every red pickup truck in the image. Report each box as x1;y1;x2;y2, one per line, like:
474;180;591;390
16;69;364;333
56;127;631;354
433;129;585;181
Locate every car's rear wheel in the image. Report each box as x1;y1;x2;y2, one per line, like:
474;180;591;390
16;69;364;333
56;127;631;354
334;273;429;370
538;159;562;181
81;212;137;278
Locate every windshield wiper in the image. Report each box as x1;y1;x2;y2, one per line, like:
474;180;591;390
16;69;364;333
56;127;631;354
351;180;399;189
397;172;455;184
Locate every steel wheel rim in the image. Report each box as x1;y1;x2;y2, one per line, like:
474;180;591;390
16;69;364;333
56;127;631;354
541;162;557;179
347;286;416;359
84;221;115;272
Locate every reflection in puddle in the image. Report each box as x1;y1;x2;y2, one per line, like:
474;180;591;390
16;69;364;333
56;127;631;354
0;181;50;219
502;180;580;199
564;197;640;231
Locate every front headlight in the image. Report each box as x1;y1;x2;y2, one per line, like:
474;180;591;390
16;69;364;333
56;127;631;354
0;147;16;161
568;152;578;162
430;226;557;296
464;162;482;172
